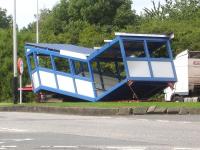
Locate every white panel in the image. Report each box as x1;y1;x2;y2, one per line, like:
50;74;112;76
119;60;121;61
32;72;40;89
57;75;75;93
164;50;189;101
115;32;174;39
60;50;87;60
127;61;151;77
39;71;57;88
75;79;95;98
173;51;189;93
151;61;174;78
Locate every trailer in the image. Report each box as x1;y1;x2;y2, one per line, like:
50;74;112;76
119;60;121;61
25;32;177;102
164;50;200;102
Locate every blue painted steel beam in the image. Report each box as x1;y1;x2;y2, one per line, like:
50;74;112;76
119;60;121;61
144;40;154;78
88;61;97;99
118;37;129;78
97;61;105;91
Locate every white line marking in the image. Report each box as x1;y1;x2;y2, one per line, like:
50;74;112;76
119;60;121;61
0;128;27;132
0;138;33;142
99;117;112;119
53;146;78;148
174;148;193;150
106;146;146;150
137;119;148;122
183;121;192;124
14;138;33;142
156;120;170;123
40;146;51;148
1;145;17;148
40;145;78;149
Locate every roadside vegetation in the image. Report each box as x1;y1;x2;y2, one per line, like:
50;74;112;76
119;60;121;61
2;102;200;108
0;0;200;102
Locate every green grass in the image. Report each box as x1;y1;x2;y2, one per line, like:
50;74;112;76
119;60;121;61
1;102;200;108
0;103;13;106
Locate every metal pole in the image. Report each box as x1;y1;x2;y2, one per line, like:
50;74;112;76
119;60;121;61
13;0;18;104
36;0;39;43
19;75;22;104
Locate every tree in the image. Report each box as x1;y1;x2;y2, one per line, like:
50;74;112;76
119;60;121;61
68;0;136;27
37;0;137;36
143;0;200;20
0;8;11;29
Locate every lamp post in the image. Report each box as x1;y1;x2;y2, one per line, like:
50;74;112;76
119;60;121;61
13;0;18;104
36;0;39;43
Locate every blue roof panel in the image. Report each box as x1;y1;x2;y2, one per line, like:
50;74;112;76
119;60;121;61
26;43;96;55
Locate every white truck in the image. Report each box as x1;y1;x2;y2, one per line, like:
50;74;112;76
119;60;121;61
164;50;200;102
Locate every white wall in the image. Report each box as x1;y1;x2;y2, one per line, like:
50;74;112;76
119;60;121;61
173;50;189;94
127;61;151;77
57;75;75;93
60;50;87;60
32;72;40;89
32;68;96;98
151;61;174;78
39;71;57;89
75;79;95;98
164;50;189;101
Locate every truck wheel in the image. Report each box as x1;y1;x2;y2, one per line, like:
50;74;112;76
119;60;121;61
171;95;184;102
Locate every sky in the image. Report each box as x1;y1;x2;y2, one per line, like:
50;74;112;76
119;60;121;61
0;0;166;29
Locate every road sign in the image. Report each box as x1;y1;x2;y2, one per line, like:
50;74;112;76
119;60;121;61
17;58;24;104
17;58;24;75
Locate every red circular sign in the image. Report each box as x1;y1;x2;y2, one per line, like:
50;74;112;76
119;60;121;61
17;58;24;75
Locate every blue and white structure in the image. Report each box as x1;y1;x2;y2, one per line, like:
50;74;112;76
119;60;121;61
25;32;177;102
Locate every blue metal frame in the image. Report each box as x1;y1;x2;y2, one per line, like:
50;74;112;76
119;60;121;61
25;34;177;102
144;40;154;77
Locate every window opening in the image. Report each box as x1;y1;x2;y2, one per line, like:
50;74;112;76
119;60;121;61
91;42;126;96
73;61;90;78
123;40;146;58
38;54;52;69
147;41;169;58
54;57;70;73
29;53;36;70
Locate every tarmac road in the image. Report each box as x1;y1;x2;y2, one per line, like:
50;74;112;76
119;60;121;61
0;112;200;150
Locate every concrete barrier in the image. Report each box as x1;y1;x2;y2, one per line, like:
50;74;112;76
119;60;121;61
0;106;200;116
167;108;180;114
133;107;148;115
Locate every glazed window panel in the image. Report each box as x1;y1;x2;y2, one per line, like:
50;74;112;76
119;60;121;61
147;41;169;58
29;53;36;70
91;42;126;95
123;40;146;58
54;57;70;73
38;54;52;69
73;61;90;78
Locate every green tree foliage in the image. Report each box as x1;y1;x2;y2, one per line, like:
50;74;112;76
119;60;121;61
130;0;200;54
0;8;11;28
37;0;137;36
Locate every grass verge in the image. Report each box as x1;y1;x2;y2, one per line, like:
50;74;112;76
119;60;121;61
1;102;200;108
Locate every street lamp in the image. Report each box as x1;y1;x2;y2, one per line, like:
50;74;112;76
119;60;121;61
36;0;39;43
13;0;18;104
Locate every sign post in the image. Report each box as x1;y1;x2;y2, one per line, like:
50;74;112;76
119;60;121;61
17;58;24;104
13;0;18;104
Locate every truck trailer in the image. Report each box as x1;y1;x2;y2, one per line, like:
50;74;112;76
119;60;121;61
164;50;200;102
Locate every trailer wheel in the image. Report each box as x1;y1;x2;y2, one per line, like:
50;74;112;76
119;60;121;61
171;94;184;102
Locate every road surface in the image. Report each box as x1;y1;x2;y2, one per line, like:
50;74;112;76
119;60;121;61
0;112;200;150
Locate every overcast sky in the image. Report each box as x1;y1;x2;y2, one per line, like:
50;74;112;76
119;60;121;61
0;0;165;29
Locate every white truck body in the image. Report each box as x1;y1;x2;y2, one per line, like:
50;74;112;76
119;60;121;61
164;50;200;101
